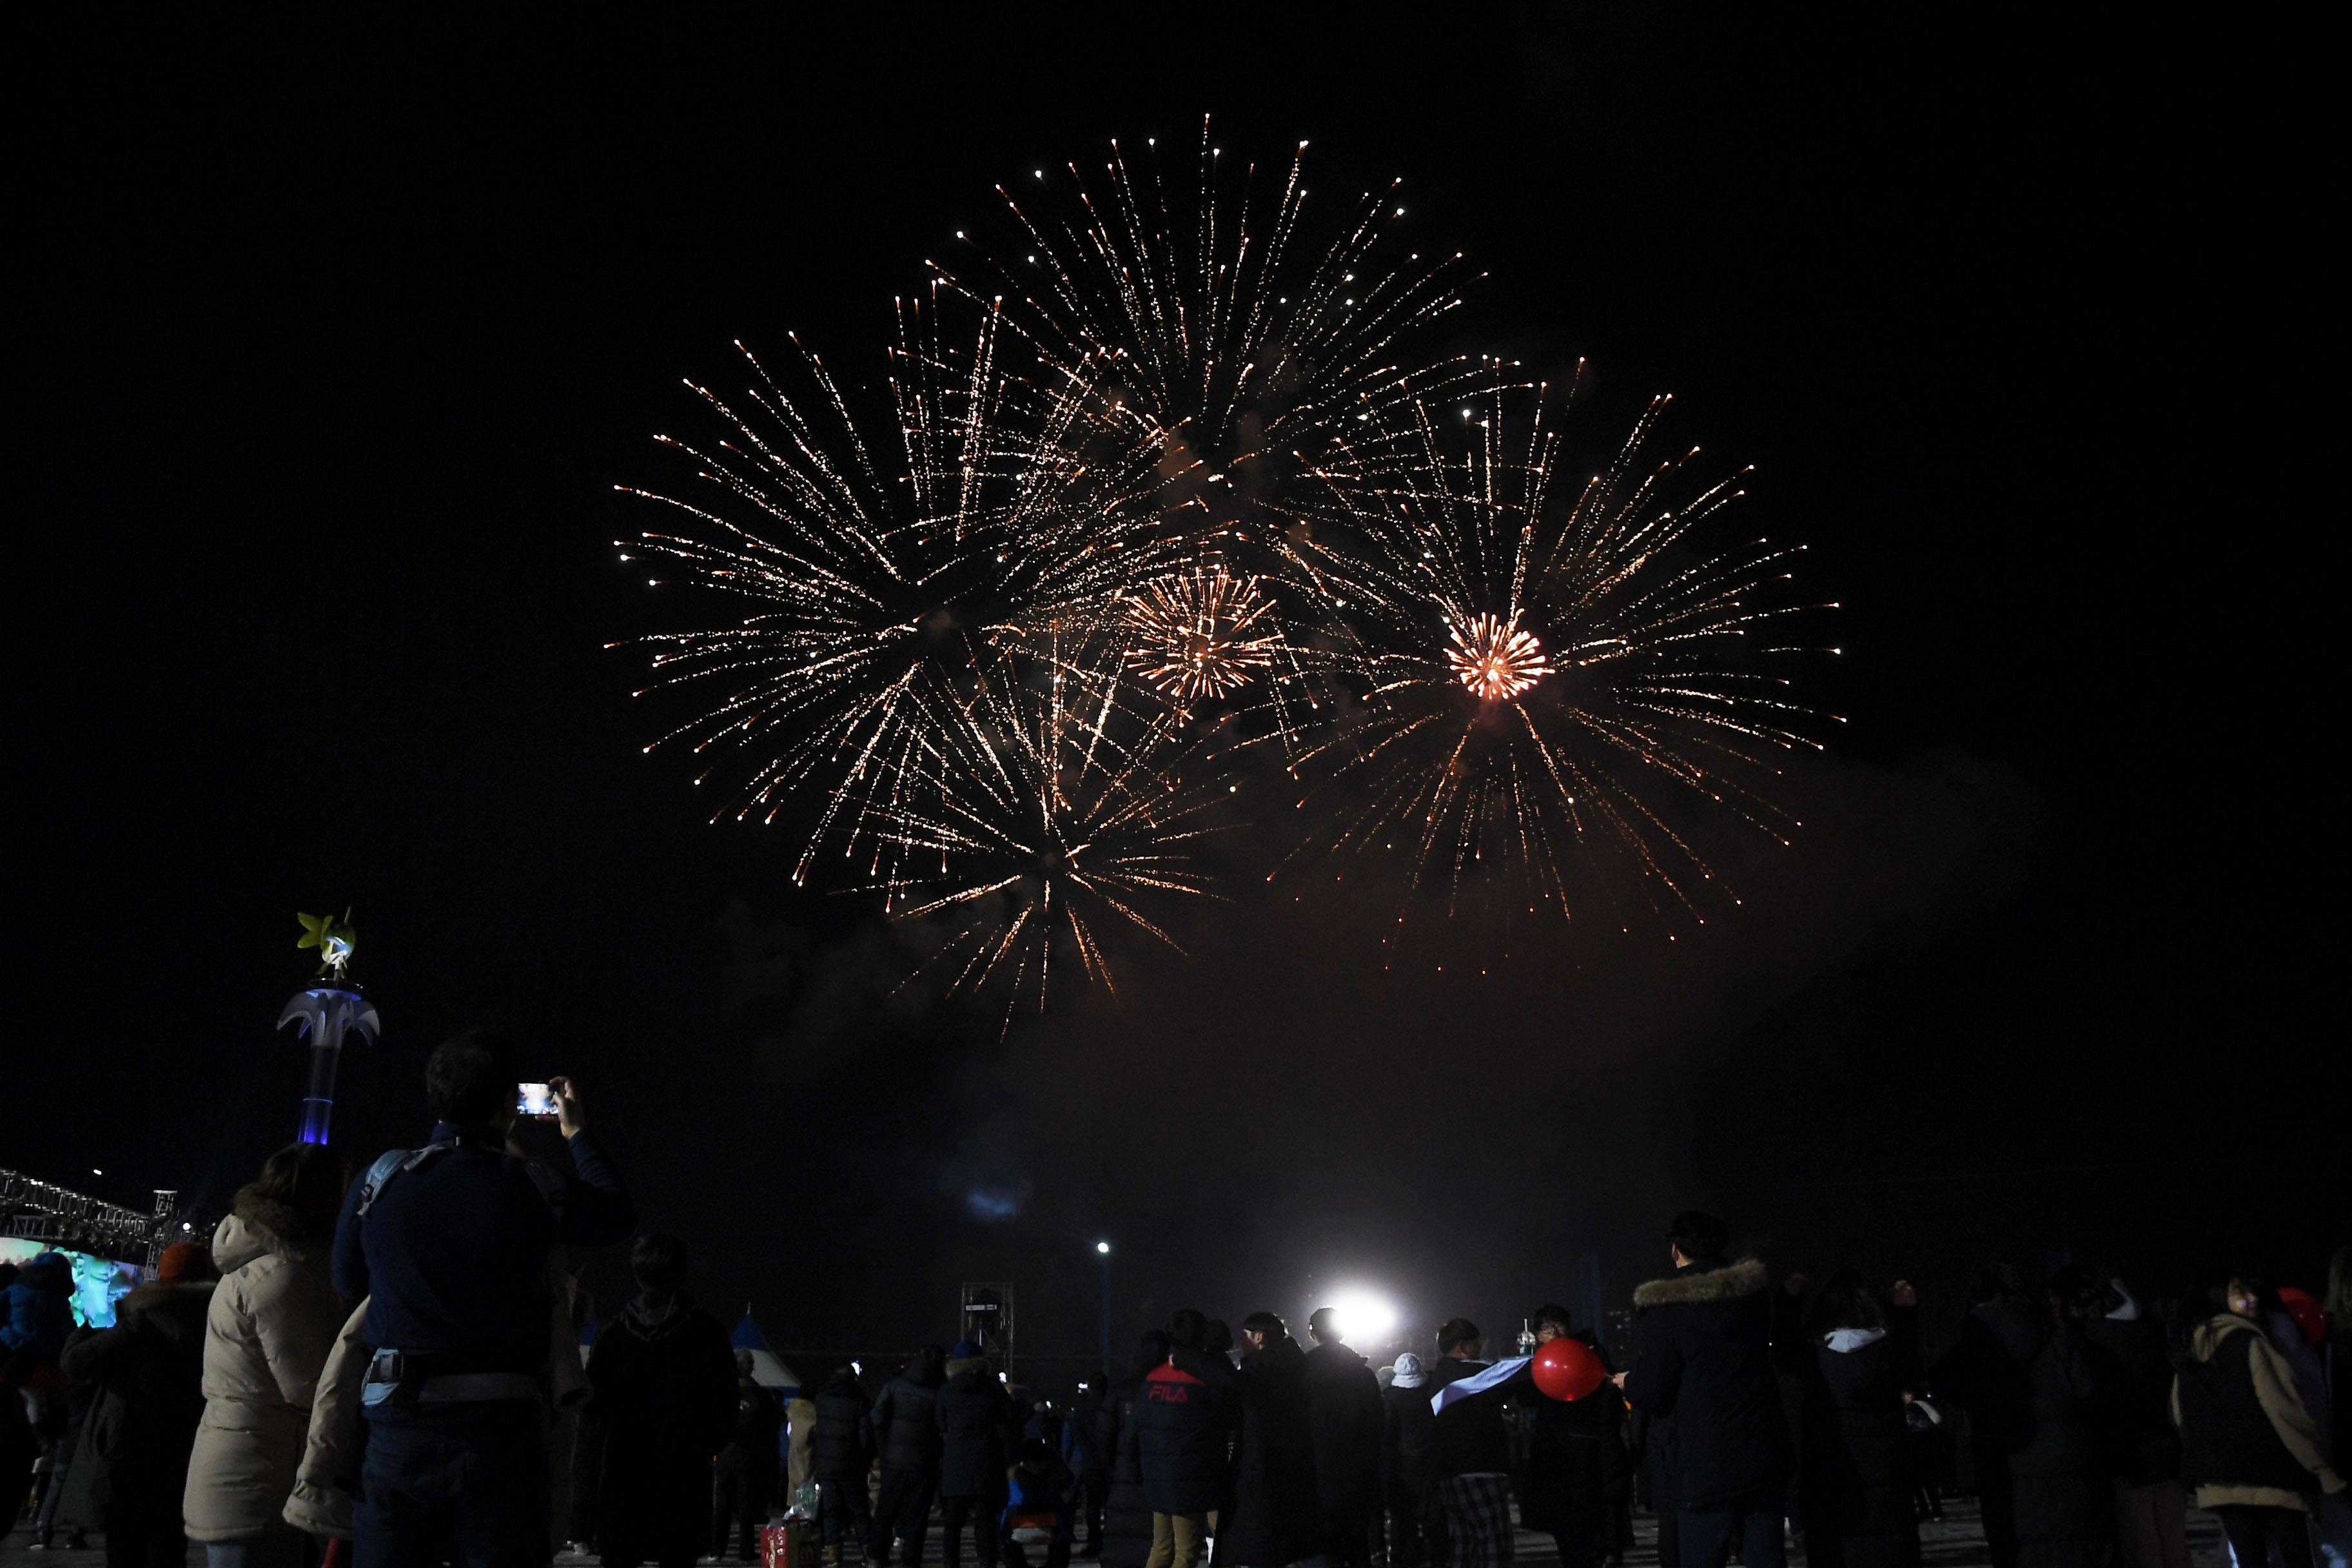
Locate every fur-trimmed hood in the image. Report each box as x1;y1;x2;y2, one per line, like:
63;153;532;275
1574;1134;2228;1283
1632;1256;1770;1309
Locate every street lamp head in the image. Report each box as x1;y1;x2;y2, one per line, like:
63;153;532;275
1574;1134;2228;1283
1096;1240;1112;1255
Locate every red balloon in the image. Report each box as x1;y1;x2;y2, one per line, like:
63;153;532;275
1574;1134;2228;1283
2279;1288;2328;1349
1532;1336;1608;1402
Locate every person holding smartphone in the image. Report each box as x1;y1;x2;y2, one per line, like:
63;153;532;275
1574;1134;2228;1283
330;1030;637;1567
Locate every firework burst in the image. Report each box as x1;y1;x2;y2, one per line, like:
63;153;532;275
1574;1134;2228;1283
613;297;1181;883
1122;563;1283;703
1286;383;1838;934
870;636;1237;1035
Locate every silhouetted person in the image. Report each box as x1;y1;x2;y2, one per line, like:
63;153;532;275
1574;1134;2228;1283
870;1344;947;1567
2058;1267;2186;1568
938;1340;1021;1568
331;1032;636;1567
1932;1262;2117;1568
61;1240;219;1568
1427;1318;1514;1568
1382;1353;1438;1568
1795;1272;1919;1568
1220;1311;1322;1568
590;1234;738;1568
1521;1306;1630;1568
1305;1305;1384;1568
1066;1371;1112;1558
814;1360;876;1561
1619;1211;1793;1568
714;1349;783;1563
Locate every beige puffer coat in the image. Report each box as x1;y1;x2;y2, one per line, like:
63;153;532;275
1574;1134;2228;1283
182;1197;346;1542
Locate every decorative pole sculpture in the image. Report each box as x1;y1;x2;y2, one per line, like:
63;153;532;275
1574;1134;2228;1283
279;909;378;1146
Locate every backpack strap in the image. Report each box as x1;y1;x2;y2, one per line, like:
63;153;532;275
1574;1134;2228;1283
353;1141;566;1224
354;1142;455;1220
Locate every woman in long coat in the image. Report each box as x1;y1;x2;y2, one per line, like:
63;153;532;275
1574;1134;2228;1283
182;1144;348;1567
1799;1272;1920;1568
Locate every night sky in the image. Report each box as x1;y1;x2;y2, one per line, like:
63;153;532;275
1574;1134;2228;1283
11;10;2335;1373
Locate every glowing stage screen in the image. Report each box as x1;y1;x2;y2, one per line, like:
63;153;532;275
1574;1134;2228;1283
0;1239;144;1328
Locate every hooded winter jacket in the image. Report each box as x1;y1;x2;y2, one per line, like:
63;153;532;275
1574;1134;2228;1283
1623;1257;1792;1511
2171;1311;2346;1512
937;1355;1021;1497
182;1198;346;1542
1134;1348;1234;1515
872;1361;945;1473
1222;1336;1322;1566
1798;1329;1916;1568
1;1252;76;1362
813;1366;875;1482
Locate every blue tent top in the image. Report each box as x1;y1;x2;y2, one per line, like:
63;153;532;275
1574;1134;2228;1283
730;1308;770;1351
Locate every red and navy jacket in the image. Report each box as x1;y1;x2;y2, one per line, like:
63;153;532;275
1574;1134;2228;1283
1133;1349;1234;1514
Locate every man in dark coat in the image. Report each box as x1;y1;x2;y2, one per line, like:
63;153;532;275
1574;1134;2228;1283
56;1242;218;1568
1427;1318;1514;1568
333;1033;637;1568
1521;1308;1631;1568
1101;1332;1169;1568
1220;1312;1322;1568
2058;1268;2185;1568
1133;1308;1232;1568
1304;1306;1384;1568
869;1344;948;1567
813;1362;876;1559
590;1235;741;1568
1382;1353;1439;1568
1619;1210;1794;1568
714;1349;783;1565
938;1340;1023;1568
1932;1266;2119;1568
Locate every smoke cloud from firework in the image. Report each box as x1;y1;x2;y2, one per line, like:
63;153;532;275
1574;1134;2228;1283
614;122;1838;1014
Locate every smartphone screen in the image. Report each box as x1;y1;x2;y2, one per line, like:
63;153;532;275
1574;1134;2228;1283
516;1082;560;1119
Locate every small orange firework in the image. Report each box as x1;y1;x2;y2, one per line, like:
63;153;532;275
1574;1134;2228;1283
1123;565;1282;702
1445;612;1549;700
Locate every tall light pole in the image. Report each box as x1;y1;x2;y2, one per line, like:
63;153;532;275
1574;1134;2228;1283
1095;1240;1112;1375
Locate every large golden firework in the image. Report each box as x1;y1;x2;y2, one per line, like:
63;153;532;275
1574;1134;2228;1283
1285;384;1838;934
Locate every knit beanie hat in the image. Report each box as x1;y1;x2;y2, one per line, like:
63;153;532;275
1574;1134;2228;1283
1390;1352;1427;1389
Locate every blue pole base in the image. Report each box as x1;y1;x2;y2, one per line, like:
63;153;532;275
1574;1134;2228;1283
298;1098;333;1146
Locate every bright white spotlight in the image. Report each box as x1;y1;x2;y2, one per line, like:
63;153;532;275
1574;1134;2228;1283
1097;1240;1112;1255
1328;1288;1400;1345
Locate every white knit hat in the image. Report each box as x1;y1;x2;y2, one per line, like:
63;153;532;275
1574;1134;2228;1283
1389;1352;1427;1389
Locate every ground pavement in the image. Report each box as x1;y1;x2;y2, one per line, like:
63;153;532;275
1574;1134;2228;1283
0;1497;2237;1568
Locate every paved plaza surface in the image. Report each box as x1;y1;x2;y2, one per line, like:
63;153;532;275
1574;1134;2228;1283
0;1498;2236;1568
